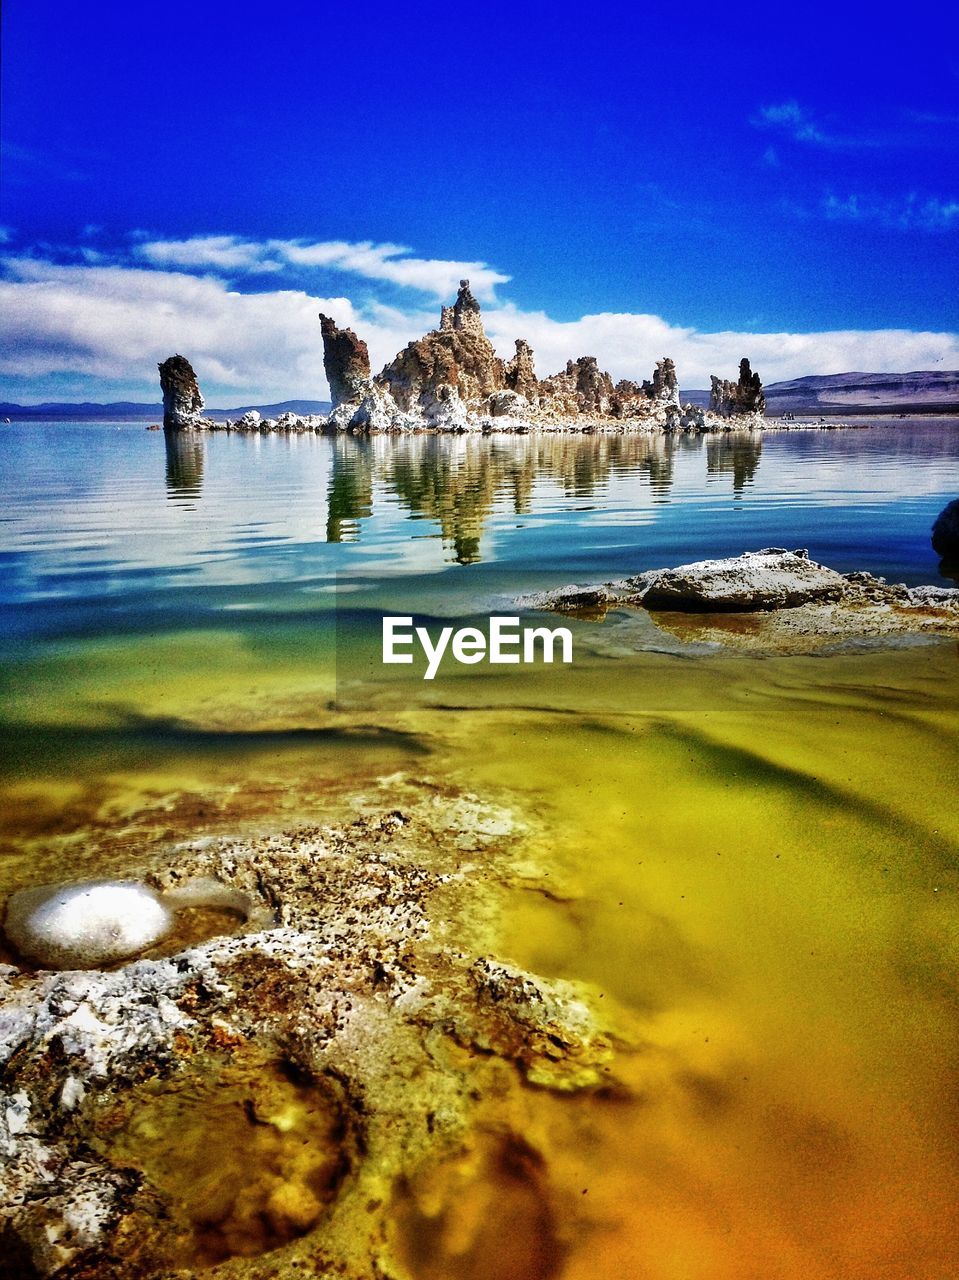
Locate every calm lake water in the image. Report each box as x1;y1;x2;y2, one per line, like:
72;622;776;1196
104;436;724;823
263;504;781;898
2;421;958;1279
2;422;957;609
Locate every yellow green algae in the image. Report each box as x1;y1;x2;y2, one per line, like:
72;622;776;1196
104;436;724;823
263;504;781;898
1;623;958;1278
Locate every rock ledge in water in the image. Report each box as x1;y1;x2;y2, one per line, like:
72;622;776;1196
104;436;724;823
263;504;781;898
636;548;847;611
522;549;959;653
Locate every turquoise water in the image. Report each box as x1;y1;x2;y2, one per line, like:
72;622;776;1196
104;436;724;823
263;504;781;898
1;422;956;629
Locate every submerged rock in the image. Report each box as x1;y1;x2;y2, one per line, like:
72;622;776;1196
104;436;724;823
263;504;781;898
932;498;959;562
158;354;206;430
4;881;173;969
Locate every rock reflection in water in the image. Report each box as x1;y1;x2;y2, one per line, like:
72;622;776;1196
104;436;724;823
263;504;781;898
326;436;373;542
325;433;697;563
164;429;205;505
706;430;763;496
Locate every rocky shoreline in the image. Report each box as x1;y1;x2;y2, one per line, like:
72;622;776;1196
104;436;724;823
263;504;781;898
158;282;767;437
0;781;631;1279
523;548;959;654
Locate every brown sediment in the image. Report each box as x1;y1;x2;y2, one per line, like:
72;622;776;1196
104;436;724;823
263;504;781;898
87;1052;350;1267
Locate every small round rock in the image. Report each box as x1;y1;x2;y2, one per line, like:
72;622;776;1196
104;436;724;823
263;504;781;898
3;880;174;969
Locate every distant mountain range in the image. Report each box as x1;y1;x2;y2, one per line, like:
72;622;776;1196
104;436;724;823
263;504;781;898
2;372;958;420
0;399;332;422
762;370;959;415
686;370;959;415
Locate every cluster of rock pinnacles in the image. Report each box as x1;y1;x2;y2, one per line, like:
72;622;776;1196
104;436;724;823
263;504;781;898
159;280;765;432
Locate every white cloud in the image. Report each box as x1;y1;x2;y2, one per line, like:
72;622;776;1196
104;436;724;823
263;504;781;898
0;254;956;404
135;235;510;299
0;258;377;399
751;100;892;151
138;234;279;273
753;100;833;146
821;192;959;232
482;303;959;387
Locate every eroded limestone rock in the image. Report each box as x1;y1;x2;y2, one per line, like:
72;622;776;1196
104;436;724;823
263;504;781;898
504;338;538;400
523;550;959;653
637;548;847;611
489;389;532;419
312;281;773;435
0;790;629;1279
646;357;680;407
158;354;206;430
319;315;372;408
709;359;765;418
317;283;699;434
538;356;616;417
379;281;505;417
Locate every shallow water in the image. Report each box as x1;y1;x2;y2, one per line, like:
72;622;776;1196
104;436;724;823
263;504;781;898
1;421;958;1277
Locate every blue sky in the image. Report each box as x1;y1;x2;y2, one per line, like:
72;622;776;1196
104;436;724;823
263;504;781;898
1;0;957;403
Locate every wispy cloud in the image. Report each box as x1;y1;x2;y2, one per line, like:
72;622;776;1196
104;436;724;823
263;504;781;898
901;109;959;127
135;236;511;300
1;251;956;403
821;192;959;231
753;100;959;152
0;140;87;182
752;101;839;146
138;235;281;274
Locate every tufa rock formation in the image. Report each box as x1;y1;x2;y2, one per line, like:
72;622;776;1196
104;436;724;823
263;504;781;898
504;338;538;400
318;315;372;407
539;357;616;416
158;354;206;430
156;295;768;436
648;357;680;407
449;277;485;335
526;549;959;654
315;281;733;433
709;358;765;418
378;280;504;413
0;786;629;1278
